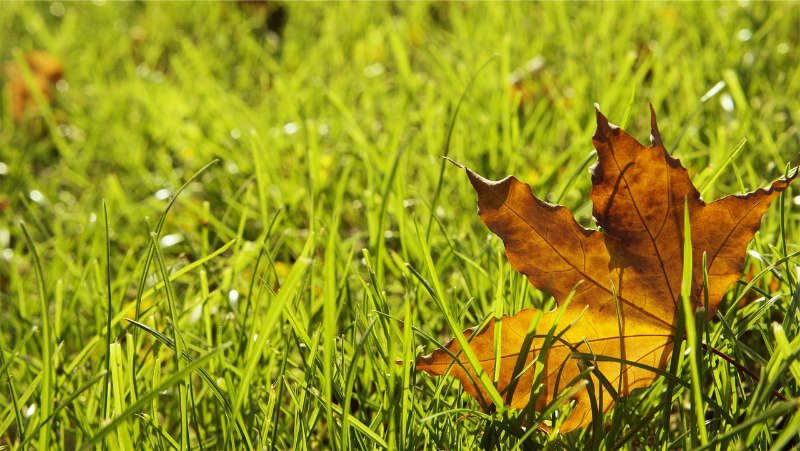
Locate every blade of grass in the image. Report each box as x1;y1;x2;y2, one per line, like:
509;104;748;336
78;344;230;451
698;137;747;195
413;219;504;409
133;159;220;333
492;251;505;390
669;80;725;153
694;399;800;451
322;226;338;451
136;413;180;451
20;222;52;451
0;371;42;438
124;319;252;449
232;233;314;434
681;198;708;445
19;370;108;448
426;54;498;241
102;201;114;424
109;343;135;451
149;231;190;450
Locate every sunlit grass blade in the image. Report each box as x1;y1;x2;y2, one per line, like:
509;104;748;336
0;326;37;443
149;231;190;450
20;222;52;450
669;80;725;153
109;343;135;451
694;399;800;451
681;198;708;445
426;54;498;241
78;344;230;451
102;201;114;424
698;137;747;195
554;150;597;204
571;352;735;425
341;318;377;449
0;371;42;437
19;370;107;448
492;250;505;390
322;227;338;451
133;159;220;328
124;319;251;447
232;233;315;434
136;413;179;451
619;83;638;129
412;219;504;409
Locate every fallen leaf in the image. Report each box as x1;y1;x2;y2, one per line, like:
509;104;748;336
416;105;795;432
5;51;64;122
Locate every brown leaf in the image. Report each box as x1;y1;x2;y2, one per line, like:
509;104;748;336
416;105;795;432
5;51;64;122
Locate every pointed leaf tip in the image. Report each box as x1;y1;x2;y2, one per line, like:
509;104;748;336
441;156;465;168
649;103;663;147
594;104;612;134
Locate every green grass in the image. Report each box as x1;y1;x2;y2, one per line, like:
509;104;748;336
1;1;800;449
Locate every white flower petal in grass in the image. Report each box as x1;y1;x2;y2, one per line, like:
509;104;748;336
2;249;13;260
284;122;298;135
30;190;44;203
0;162;7;175
228;290;239;303
25;404;35;417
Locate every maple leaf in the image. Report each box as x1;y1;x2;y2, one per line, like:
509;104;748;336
416;105;796;432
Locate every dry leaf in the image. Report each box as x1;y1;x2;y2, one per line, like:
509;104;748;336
5;51;64;122
416;105;795;432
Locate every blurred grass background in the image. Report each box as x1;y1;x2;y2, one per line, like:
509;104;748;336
1;1;800;450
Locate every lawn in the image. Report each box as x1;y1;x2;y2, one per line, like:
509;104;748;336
2;1;800;450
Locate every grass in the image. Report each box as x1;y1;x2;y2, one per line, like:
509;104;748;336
1;1;800;449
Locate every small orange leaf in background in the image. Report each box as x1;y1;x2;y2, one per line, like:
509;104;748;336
5;51;64;122
416;105;796;432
